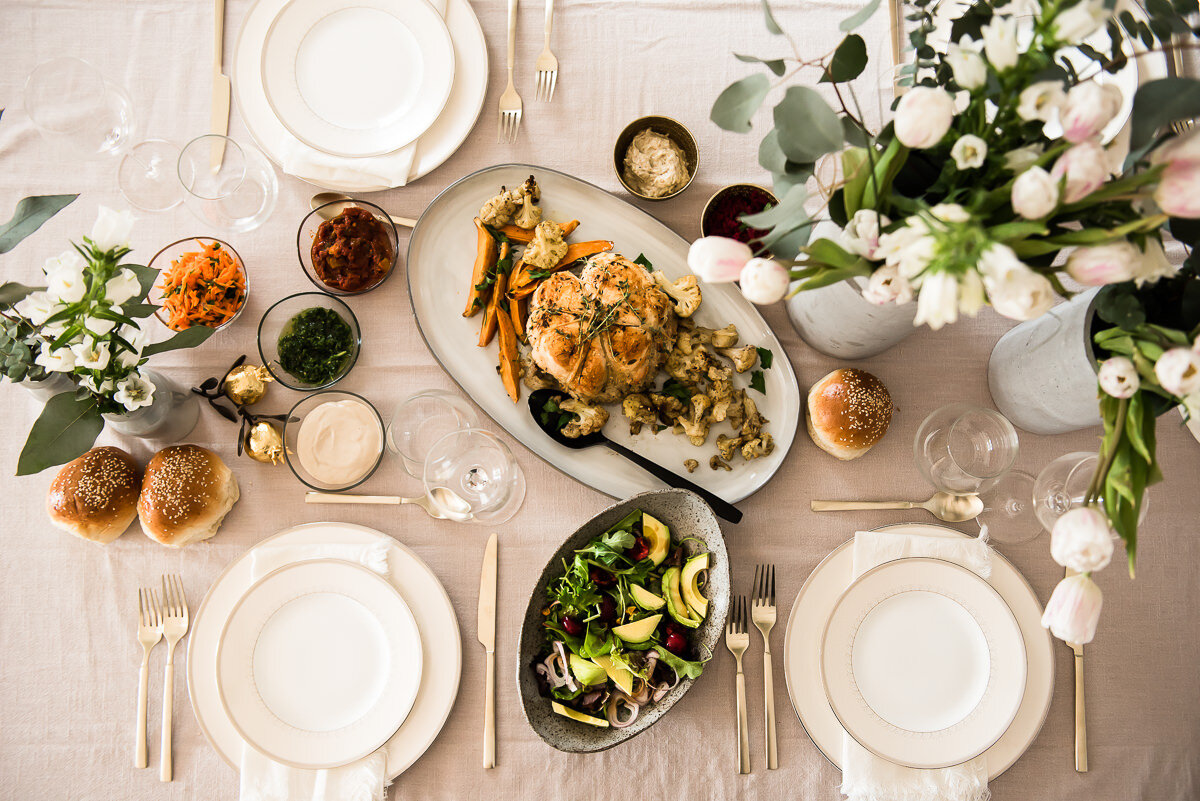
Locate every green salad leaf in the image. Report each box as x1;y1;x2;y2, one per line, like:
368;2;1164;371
653;645;710;680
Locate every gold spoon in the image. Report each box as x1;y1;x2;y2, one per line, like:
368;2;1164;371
309;192;418;228
810;491;984;523
304;487;472;520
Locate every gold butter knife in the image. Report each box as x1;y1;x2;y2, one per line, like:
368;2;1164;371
209;0;231;169
478;532;498;769
1066;567;1087;772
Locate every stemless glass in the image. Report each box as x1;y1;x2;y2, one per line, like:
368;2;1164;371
422;428;525;524
24;57;135;158
914;403;1020;494
1032;451;1149;533
178;135;279;233
387;389;478;477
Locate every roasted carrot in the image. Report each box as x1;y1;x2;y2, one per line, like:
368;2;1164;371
509;292;527;341
509;239;616;295
463;218;497;317
157;239;246;331
498;219;580;243
496;304;521;403
478;243;509;347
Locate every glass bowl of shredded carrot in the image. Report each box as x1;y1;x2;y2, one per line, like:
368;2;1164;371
149;237;248;332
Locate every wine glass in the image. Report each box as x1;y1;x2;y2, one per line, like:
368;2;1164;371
387;389;478;477
422;428;525;524
976;470;1041;544
1032;451;1149;533
914;403;1019;494
24;57;135;159
117;139;183;212
178;134;279;233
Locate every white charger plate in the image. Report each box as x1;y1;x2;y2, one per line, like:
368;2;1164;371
232;0;487;191
187;523;461;779
216;559;424;769
406;164;802;504
820;557;1027;769
260;0;455;158
783;524;1054;779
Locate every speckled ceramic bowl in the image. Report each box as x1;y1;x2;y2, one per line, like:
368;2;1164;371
517;489;730;752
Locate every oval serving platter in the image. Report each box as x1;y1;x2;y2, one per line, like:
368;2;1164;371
516;489;730;752
407;163;801;505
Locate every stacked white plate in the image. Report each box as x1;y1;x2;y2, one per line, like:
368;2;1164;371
232;0;488;192
783;523;1055;778
187;522;462;778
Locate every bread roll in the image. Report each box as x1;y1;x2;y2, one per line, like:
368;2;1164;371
46;446;141;543
138;445;239;546
807;368;892;460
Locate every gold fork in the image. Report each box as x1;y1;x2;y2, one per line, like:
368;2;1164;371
534;0;558;102
725;594;750;775
1169;34;1194;136
159;575;189;782
135;587;162;769
1065;567;1087;772
497;0;523;143
752;565;778;770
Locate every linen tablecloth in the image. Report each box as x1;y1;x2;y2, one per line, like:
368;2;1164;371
1;1;1198;799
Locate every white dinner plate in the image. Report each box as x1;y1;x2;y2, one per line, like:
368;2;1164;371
187;523;461;779
260;0;455;158
820;558;1027;769
216;559;423;769
783;524;1054;779
232;0;487;190
407;164;801;504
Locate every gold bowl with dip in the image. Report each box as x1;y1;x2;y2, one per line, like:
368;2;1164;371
613;115;699;201
283;390;386;492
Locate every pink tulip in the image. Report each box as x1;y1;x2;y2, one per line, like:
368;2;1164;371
687;236;753;283
1041;573;1103;645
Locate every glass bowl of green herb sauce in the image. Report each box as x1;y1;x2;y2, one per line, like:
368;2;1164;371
257;292;361;390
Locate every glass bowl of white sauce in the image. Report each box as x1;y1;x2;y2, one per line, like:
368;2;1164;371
283;390;385;491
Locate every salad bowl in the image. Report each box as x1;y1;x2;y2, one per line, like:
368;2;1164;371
516;488;730;752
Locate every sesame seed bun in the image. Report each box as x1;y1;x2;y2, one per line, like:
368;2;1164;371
46;446;141;543
806;368;892;460
137;445;239;547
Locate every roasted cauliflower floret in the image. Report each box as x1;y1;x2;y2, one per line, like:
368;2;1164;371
693;323;739;349
717;345;758;373
666;346;717;385
675;394;712;446
522;359;559;391
649;392;686;424
716;433;745;463
651;272;702;317
513;194;543;229
622;393;657;435
741;433;775;460
740;395;768;438
523;220;568;272
709;455;732;471
684;459;699;473
559;398;609;439
711;385;743;425
479;176;540;227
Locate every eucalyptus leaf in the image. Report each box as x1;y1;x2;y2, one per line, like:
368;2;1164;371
123;303;159;319
759;129;789;173
741;185;808;229
1130;77;1200;150
0;282;43;307
141;324;215;358
711;74;772;133
16;391;103;475
129;264;158;300
821;35;868;83
0;194;77;255
735;53;786;76
840;0;882;31
773;86;843;162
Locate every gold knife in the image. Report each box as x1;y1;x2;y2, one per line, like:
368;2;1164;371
1066;567;1087;772
477;532;498;769
210;0;231;169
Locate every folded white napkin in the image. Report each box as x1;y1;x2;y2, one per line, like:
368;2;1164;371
840;530;993;801
239;535;393;801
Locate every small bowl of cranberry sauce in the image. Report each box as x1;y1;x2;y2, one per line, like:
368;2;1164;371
699;184;778;249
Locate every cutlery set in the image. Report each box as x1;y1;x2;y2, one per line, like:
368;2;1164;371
725;564;779;774
497;0;559;143
133;575;190;781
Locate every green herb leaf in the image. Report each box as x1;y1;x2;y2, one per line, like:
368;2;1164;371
652;645;708;680
711;74;772;133
633;253;653;270
0;194;77;255
750;370;767;394
821;34;868;83
16;391;103;475
756;347;774;369
660;378;694;403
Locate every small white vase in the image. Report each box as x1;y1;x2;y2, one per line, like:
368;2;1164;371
103;369;200;442
786;277;917;359
18;372;75;403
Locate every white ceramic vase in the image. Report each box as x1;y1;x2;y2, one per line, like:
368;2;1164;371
103;369;200;441
786;277;917;359
18;372;74;403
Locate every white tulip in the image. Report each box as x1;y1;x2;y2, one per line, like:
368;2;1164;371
1131;239;1178;287
1060;83;1123;144
913;270;960;330
1003;145;1044;172
1051;140;1110;203
1051;507;1116;572
1017;81;1066;123
881;225;938;279
113;372;156;411
1065;241;1142;285
982;16;1019;70
930;203;971;224
1053;0;1108;43
45;255;88;304
951;135;988;170
1041;573;1103;645
894;87;956;149
738;257;790;305
947;43;988;90
13;291;59;326
70;339;111;371
1098;357;1140;399
979;244;1056;320
1155;347;1200;397
1154;159;1200;219
687;236;753;283
105;268;142;305
90;206;136;253
34;346;76;373
862;264;914;305
840;210;890;260
958;268;987;317
1011;166;1060;219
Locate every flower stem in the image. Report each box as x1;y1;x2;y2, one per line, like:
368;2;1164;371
1086;394;1129;505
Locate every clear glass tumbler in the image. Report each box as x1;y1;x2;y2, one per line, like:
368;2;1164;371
914;403;1020;495
178;134;279;233
24;57;135;159
422;428;525;524
387;389;478;477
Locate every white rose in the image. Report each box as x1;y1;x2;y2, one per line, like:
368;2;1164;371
45;255;88;304
1098;356;1140;398
947;43;988;90
1154;159;1200;219
979;244;1056;320
951;135;988;170
1051;507;1115;572
1051;140;1110;203
913;270;960;330
104;268;142;305
738;257;790;305
1053;0;1107;43
1155;347;1200;397
90;206;136;253
840;210;890;260
1003;145;1044;172
113;372;156;411
1017;81;1066;123
1060;83;1123;144
1131;239;1178;287
862;264;914;305
894;87;956;149
1041;573;1103;645
13;291;59;326
1011;166;1060;219
1065;241;1142;285
34;346;76;373
70;339;111;371
687;236;753;283
982;16;1019;71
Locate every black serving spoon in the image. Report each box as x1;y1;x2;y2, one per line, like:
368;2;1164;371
528;389;743;524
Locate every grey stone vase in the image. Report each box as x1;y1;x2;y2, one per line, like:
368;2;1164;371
786;277;917;359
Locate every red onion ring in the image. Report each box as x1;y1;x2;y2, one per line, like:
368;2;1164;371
606;692;639;728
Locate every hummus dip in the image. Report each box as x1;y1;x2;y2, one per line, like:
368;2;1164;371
622;129;691;198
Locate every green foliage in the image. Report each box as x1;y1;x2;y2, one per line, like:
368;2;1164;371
1130;78;1200;151
0;195;77;254
760;0;784;34
16;391;104;475
773;86;843;163
749;370;766;394
652;645;709;680
822;35;868;83
840;0;882;31
711;74;771;133
756;346;774;369
735;53;786;76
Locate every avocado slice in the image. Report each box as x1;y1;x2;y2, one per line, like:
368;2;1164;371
612;614;663;644
569;653;608;686
680;553;710;619
643;513;671;566
590;654;636;695
662;566;701;629
552;701;609;727
630;584;666;611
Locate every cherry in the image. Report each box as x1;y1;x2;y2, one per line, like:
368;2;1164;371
589;567;615;587
599;596;617;624
561;616;584;636
628;535;650;562
661;620;685;638
663;631;687;655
